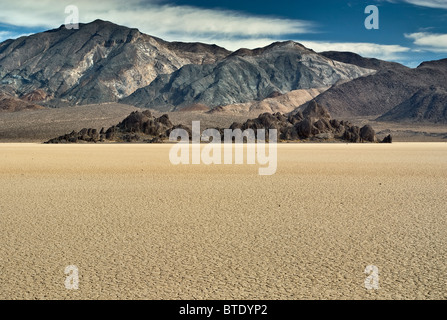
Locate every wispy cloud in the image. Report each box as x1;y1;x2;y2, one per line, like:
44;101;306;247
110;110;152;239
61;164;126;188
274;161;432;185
201;37;411;61
0;0;416;63
405;32;447;52
0;0;314;42
296;41;411;61
386;0;447;9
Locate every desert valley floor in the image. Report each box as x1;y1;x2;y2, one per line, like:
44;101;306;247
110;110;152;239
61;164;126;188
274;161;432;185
0;143;446;299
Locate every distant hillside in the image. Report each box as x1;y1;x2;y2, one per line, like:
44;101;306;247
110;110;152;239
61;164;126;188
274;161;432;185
0;20;230;106
320;51;407;71
208;88;327;117
377;86;447;123
1;19;446;124
121;41;374;111
44;100;388;144
298;58;447;118
0;92;45;112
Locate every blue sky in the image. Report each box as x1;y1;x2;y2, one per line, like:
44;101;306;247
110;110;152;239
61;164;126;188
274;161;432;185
0;0;446;67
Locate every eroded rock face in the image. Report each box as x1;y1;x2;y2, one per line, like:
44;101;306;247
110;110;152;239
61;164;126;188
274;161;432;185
304;58;447;120
0;92;46;112
295;119;313;139
377;86;447;123
21;89;50;102
215;101;384;143
117;110;152;132
381;134;393;143
46;111;177;143
360;125;377;142
303;100;331;120
46;101;387;144
0;20;230;107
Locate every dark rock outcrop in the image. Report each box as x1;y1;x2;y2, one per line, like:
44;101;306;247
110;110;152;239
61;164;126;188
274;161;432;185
302;100;331;120
46;101;386;144
46;129;102;144
46;111;178;143
381;135;393;143
213;101;383;143
359;125;377;142
295;118;313;139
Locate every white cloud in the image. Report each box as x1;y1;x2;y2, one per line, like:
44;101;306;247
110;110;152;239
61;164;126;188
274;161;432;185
405;32;447;52
0;0;314;42
0;31;11;42
295;41;411;60
398;0;447;9
0;1;413;62
402;60;422;68
191;37;411;61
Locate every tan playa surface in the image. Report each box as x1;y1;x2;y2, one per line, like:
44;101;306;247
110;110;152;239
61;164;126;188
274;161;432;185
0;143;446;300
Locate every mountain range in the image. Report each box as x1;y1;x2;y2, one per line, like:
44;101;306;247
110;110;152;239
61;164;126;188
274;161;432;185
1;19;446;123
121;41;374;111
0;20;229;107
306;54;447;121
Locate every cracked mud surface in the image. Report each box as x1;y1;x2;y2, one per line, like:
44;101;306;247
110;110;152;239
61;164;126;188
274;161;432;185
0;143;446;299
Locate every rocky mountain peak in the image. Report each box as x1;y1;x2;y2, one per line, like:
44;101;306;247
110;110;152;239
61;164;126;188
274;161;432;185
230;41;311;58
0;20;230;107
122;40;375;111
417;58;447;70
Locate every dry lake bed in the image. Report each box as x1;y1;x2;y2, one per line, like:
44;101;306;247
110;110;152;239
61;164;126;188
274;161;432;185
0;143;446;299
